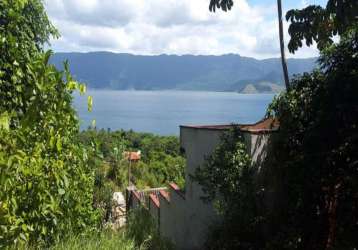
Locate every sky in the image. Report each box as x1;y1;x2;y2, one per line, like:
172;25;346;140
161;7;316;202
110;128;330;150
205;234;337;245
44;0;327;59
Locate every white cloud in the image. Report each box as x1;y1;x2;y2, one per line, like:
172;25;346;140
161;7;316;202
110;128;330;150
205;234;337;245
44;0;319;59
301;0;309;7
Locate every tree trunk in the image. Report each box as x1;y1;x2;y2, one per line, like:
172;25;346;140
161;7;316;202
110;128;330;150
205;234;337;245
277;0;290;89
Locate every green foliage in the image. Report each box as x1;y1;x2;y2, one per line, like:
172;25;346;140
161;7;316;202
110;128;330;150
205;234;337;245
265;27;358;249
8;215;173;250
193;127;251;207
127;207;174;250
0;0;98;247
50;230;135;250
192;22;358;250
0;0;58;115
209;0;358;55
77;129;185;223
193;127;260;249
0;56;99;246
78;129;185;191
48;208;174;250
286;0;358;53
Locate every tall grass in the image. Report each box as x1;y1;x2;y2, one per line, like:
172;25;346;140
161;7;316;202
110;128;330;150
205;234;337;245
51;230;135;250
6;207;174;250
127;207;174;250
51;208;174;250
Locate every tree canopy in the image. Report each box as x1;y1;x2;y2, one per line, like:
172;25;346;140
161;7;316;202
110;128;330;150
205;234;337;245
209;0;358;53
198;1;358;249
287;0;358;52
265;26;358;249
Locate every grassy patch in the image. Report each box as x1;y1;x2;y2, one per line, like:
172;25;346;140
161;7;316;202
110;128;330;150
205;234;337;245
51;230;135;250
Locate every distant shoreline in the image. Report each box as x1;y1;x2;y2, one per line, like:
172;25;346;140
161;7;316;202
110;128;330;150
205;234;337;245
52;52;314;94
80;89;281;94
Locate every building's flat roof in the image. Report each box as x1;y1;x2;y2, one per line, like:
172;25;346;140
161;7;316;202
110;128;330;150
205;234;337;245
180;117;279;134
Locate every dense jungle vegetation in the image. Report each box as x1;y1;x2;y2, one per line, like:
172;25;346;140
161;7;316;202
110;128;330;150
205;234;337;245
195;1;358;249
78;129;185;221
79;129;185;191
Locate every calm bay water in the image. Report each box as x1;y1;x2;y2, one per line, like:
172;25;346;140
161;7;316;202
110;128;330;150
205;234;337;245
73;90;275;135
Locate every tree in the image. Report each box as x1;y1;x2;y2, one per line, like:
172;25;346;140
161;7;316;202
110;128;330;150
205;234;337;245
0;0;98;246
202;2;358;249
192;127;259;249
193;26;358;250
286;0;358;52
266;27;358;249
277;0;290;89
209;0;290;89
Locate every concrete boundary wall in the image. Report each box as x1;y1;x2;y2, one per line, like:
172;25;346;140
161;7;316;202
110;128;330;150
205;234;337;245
149;194;160;228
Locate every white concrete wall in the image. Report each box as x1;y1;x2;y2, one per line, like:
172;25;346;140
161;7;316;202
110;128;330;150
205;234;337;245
136;126;272;250
180;127;223;201
166;191;189;249
155;127;224;250
159;193;176;243
149;198;160;228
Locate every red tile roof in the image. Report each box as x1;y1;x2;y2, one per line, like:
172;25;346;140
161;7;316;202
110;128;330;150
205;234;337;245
159;190;170;203
123;151;141;161
239;117;279;133
180;117;279;134
132;191;141;201
149;193;160;208
169;183;185;200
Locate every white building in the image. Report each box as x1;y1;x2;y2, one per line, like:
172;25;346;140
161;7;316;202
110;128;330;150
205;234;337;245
128;118;279;250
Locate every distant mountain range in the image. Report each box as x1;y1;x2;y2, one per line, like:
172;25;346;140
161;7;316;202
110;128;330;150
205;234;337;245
51;52;317;93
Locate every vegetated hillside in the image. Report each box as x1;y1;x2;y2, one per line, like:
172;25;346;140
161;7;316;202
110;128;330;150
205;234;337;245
78;129;185;193
51;52;317;93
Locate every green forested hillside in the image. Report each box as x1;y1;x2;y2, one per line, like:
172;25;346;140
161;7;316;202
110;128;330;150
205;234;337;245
78;128;185;193
50;53;316;93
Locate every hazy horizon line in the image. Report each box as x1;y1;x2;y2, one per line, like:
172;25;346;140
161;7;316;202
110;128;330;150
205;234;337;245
52;50;317;60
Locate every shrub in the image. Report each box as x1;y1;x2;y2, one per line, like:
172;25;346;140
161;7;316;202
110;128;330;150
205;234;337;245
265;27;358;249
192;127;260;249
127;207;174;250
50;230;135;250
0;1;99;247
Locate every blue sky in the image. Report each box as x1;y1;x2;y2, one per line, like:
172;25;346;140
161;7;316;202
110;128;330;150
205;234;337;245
45;0;328;59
